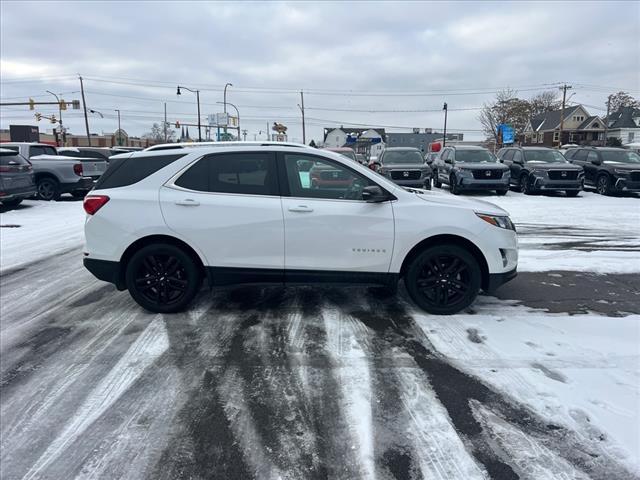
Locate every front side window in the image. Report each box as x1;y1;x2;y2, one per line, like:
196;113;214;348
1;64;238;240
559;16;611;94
284;154;375;200
175;153;278;195
572;149;588;161
512;151;523;163
587;151;600;163
502;150;515;161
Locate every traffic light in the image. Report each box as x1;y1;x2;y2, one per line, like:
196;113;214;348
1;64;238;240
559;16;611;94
29;98;35;110
50;115;57;124
175;121;180;128
35;113;42;121
60;100;67;111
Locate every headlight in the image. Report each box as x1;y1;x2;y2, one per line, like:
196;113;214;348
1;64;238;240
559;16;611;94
456;168;472;176
530;169;545;176
614;169;629;175
476;213;516;231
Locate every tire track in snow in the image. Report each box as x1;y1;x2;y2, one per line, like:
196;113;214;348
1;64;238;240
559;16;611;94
22;316;169;480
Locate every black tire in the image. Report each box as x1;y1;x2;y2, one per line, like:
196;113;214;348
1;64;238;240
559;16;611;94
520;173;535;195
1;198;23;208
423;178;432;190
449;175;460;195
405;245;481;315
125;243;202;313
596;174;613;196
565;190;580;197
496;189;508;196
433;170;442;188
72;191;87;199
36;177;61;201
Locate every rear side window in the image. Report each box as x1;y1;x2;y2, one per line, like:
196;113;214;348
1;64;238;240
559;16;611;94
572;149;588;161
564;149;576;159
80;150;109;160
174;152;278;196
94;153;186;190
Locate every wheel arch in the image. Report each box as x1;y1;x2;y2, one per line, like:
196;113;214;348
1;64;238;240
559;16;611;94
34;172;60;183
117;234;207;290
399;234;490;291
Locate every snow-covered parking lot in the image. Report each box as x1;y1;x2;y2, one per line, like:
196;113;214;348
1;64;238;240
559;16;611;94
1;191;639;480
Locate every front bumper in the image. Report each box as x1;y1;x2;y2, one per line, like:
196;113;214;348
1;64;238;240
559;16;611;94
531;176;583;191
458;178;510;191
614;178;640;192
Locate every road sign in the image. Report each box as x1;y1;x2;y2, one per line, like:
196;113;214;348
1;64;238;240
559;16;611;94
216;112;229;127
498;124;515;144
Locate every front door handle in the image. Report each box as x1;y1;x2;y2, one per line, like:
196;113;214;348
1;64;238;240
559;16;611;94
175;199;200;206
288;205;314;213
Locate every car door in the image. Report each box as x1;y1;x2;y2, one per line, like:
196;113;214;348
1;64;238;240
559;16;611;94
279;152;394;274
500;150;516;184
159;152;285;280
585;150;601;185
511;150;524;180
571;149;591;184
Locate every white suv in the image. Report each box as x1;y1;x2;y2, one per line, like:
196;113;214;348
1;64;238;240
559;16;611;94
83;145;517;314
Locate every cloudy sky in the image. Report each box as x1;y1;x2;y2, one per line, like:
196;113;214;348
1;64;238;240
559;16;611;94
1;1;638;142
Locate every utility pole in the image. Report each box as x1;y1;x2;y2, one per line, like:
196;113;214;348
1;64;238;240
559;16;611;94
557;84;572;148
267;122;270;141
46;91;63;146
242;129;248;141
299;90;306;144
163;102;168;142
223;83;232;137
604;95;611;146
442;102;448;147
79;75;91;146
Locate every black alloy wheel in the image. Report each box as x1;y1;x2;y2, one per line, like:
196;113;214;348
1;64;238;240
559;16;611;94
37;178;60;201
596;174;612;196
423;178;432;190
520;173;535;195
125;244;201;313
405;245;481;315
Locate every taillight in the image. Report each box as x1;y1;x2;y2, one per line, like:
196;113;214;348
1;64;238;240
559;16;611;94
73;163;83;176
83;195;110;215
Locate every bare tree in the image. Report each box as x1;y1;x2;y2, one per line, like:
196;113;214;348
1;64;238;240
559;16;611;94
607;91;640;113
142;122;176;142
529;91;562;117
478;89;530;142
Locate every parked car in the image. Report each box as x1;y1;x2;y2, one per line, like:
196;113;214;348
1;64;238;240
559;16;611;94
1;142;107;200
322;147;358;163
497;146;584;196
0;148;36;207
434;146;509;195
564;147;640;195
83;145;517;315
371;147;432;189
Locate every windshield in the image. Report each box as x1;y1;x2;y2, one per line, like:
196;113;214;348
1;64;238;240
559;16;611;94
382;150;423;165
455;150;497;163
601;150;640;164
524;150;567;163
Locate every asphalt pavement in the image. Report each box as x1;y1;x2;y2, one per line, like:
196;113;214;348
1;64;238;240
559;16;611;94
1;246;637;480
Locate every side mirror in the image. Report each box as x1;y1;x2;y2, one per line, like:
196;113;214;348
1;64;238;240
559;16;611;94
444;157;452;164
590;158;602;165
362;185;390;203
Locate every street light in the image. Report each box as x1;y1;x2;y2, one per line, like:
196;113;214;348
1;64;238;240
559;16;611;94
223;83;233;135
89;108;104;118
177;85;202;142
216;101;240;140
46;90;63;146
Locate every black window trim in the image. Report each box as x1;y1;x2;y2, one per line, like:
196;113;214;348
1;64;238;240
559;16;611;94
277;151;391;203
167;151;281;198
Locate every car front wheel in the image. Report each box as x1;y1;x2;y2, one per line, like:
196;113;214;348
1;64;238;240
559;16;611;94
37;177;61;201
405;245;481;315
125;243;202;313
433;171;442;188
596;174;612;195
449;175;460;195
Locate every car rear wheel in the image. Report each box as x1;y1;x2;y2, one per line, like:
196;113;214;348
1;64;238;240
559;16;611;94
125;244;202;313
37;177;61;201
596;174;612;195
405;245;481;315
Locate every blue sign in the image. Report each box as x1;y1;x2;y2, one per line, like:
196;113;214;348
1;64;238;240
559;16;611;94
498;124;515;144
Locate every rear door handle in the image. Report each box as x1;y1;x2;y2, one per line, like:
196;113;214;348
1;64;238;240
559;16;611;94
175;199;200;206
288;205;313;213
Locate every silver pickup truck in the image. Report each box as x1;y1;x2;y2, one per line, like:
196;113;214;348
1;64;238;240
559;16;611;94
1;142;107;200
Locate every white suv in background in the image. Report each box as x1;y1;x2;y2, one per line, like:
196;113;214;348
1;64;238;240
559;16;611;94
83;145;518;314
